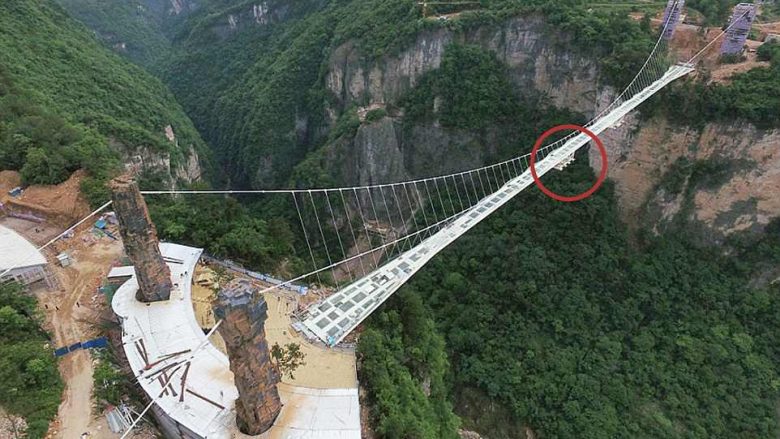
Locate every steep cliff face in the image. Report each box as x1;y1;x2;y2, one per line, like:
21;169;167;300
327;17;604;119
186;0;327;42
323;17;609;186
114;127;203;188
325;14;777;241
592;116;780;241
208;1;307;39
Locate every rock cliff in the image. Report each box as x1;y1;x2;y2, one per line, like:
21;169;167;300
327;17;603;118
592;115;780;241
322;16;609;186
114;125;203;188
323;15;776;241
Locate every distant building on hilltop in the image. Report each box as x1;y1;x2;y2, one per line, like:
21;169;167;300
720;3;757;55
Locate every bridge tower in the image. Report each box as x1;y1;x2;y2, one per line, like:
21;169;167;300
110;175;172;302
720;3;757;55
213;279;282;435
662;0;685;40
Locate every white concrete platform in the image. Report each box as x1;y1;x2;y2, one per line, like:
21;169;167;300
112;243;361;438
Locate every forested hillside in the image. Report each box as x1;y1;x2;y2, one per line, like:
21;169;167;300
45;0;780;437
53;0;176;69
0;0;208;205
0;283;63;438
68;0;661;188
361;159;780;438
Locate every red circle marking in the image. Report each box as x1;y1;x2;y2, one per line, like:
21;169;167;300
529;124;608;203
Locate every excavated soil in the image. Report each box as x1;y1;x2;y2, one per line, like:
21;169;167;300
1;170;92;225
0;170;21;193
31;230;125;439
263;291;357;388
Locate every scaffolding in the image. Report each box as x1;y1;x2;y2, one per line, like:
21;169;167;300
721;3;757;55
662;0;685;40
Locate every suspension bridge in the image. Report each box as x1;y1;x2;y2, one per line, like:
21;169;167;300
1;0;747;349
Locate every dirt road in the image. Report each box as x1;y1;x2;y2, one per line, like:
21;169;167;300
37;238;123;439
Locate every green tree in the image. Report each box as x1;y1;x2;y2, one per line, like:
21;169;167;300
0;283;62;439
271;342;307;380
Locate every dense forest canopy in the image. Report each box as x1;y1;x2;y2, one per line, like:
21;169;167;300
0;0;208;204
6;0;774;201
360;159;780;438
56;0;780;195
0;283;63;439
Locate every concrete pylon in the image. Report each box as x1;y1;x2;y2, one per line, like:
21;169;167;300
109;175;172;302
213;280;282;435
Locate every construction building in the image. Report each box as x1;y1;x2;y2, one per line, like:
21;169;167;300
0;225;54;288
112;244;361;438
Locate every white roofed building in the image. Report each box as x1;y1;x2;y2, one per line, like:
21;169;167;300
0;225;52;288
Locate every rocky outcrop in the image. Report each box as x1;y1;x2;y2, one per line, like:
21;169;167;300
110;175;172;302
326;17;605;119
208;1;327;40
168;0;195;16
591;116;780;240
114;124;202;187
352;118;409;186
322;16;611;190
322;15;777;242
458;429;483;439
174;145;202;182
213;280;282;435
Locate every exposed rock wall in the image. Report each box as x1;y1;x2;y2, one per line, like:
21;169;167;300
208;0;327;40
213;280;281;435
323;16;610;188
326;17;605;119
110;175;172;302
114;127;202;188
328;15;778;240
591;116;780;240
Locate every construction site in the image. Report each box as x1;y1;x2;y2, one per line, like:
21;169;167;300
1;1;779;437
0;170;362;438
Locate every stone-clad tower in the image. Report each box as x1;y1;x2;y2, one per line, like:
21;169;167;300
213;280;282;434
110;175;172;302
